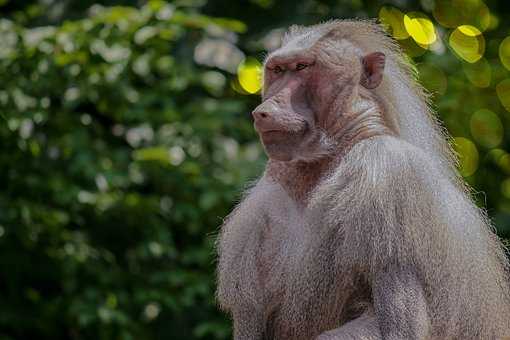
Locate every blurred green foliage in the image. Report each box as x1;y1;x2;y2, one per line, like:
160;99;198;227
0;0;509;339
0;1;262;338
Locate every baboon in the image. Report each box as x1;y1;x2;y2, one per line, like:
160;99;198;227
216;20;510;340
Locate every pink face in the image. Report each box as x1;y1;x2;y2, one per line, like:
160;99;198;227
251;43;385;162
252;53;318;161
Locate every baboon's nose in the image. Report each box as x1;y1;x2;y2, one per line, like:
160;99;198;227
252;110;269;121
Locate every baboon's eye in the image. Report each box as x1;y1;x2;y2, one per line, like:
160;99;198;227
274;66;284;74
296;63;308;71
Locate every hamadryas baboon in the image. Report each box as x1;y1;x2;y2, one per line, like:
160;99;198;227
216;20;510;340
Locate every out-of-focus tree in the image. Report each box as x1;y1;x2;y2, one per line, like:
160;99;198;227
0;1;262;338
0;0;509;339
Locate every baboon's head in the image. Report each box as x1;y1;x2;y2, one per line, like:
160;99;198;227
252;27;385;161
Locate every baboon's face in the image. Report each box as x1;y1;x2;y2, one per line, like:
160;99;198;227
252;53;317;161
252;36;385;162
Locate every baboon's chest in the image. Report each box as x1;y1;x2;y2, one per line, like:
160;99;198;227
257;211;344;315
256;207;312;296
253;200;370;339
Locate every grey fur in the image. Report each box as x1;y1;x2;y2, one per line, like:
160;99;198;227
216;20;510;340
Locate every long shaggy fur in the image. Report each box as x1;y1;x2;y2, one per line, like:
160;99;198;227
217;20;510;340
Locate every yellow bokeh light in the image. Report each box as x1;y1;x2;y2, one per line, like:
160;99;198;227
470;109;503;148
230;78;249;95
496;79;510;112
453;137;479;177
487;148;506;164
433;0;458;28
502;178;510;198
458;25;481;37
404;12;436;45
498;154;510;174
433;0;491;32
398;38;428;58
499;36;510;71
476;2;492;32
488;13;499;31
237;57;262;94
462;58;491;88
449;25;485;63
379;6;409;40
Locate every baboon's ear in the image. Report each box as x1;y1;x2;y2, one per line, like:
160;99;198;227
360;52;385;89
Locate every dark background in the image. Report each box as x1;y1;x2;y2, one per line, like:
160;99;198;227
0;0;509;339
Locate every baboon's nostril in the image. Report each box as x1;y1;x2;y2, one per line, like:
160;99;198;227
253;111;269;120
